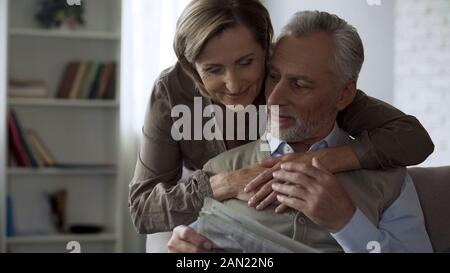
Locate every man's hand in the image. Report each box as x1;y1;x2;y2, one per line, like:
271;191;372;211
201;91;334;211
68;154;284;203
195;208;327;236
167;225;217;253
244;153;314;210
210;160;279;202
271;157;356;233
244;146;362;211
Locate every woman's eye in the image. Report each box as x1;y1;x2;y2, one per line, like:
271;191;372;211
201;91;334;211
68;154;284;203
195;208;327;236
238;59;253;66
205;67;223;74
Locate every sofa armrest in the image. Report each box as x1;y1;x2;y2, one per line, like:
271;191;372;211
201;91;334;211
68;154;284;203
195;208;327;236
409;166;450;253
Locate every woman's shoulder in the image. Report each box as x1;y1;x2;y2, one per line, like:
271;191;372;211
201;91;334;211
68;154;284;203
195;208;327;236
155;62;198;100
157;62;185;82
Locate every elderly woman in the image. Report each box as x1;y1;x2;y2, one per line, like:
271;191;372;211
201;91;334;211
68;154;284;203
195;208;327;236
128;0;433;235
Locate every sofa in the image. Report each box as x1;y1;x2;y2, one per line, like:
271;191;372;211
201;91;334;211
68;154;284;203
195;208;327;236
408;166;450;253
146;166;450;253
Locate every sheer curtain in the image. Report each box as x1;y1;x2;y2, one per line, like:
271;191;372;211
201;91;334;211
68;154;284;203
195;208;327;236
120;0;189;252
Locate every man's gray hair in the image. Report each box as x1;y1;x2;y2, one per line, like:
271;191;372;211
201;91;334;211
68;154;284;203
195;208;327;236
279;11;364;85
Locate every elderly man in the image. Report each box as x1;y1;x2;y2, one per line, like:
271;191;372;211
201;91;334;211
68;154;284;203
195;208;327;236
167;11;432;253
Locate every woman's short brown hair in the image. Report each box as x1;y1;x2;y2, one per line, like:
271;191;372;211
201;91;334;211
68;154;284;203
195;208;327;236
173;0;273;96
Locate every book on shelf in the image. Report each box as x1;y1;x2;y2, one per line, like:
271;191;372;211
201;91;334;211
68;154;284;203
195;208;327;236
57;61;116;100
7;109;37;167
88;63;104;99
7;196;15;237
7;110;56;168
7;110;30;167
25;129;57;167
56;61;79;99
68;61;90;99
8;79;49;98
79;62;99;99
96;62;116;99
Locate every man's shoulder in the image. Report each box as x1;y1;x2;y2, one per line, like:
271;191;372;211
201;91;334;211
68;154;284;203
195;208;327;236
203;140;270;174
337;166;407;206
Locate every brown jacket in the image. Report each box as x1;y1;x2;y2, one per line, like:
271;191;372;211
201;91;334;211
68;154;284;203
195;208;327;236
128;63;434;234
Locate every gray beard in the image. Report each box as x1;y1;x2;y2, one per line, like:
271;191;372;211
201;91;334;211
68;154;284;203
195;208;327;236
268;108;335;142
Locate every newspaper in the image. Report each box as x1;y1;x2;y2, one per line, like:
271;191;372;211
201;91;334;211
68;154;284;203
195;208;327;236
197;198;320;253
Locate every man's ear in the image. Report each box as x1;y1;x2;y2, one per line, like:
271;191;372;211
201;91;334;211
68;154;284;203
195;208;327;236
335;81;357;111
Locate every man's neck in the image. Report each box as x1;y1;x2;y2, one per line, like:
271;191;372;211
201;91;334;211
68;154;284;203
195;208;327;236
288;142;310;153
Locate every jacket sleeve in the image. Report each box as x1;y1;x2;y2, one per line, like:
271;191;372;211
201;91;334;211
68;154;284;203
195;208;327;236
337;90;434;169
128;79;213;234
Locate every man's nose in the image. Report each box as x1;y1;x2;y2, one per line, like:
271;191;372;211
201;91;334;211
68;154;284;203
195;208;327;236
225;70;241;94
267;80;288;106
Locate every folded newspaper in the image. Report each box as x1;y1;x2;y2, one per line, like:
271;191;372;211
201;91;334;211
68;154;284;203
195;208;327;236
197;198;320;253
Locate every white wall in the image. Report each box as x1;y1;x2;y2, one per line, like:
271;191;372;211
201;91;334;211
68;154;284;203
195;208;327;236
394;0;450;167
262;0;395;103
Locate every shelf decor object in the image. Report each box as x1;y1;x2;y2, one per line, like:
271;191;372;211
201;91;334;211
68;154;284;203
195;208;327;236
35;0;85;29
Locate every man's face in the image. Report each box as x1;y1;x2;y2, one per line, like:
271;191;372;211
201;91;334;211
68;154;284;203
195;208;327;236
266;32;343;144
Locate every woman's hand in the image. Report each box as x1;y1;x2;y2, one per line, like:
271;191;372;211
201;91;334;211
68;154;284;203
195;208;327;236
209;160;280;202
168;225;217;253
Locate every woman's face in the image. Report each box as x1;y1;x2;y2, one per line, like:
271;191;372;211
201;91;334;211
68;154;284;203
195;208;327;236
194;25;266;107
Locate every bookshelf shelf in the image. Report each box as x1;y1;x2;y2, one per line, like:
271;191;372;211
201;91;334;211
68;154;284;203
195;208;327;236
8;98;119;108
7;233;117;244
7;167;117;176
9;28;120;41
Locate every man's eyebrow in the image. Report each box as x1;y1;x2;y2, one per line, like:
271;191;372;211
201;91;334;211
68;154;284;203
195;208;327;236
268;64;315;84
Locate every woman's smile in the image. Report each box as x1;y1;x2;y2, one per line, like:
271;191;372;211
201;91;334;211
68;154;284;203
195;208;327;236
221;87;251;101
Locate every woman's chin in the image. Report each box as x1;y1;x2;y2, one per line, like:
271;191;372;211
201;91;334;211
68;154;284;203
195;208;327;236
220;92;258;108
224;99;253;109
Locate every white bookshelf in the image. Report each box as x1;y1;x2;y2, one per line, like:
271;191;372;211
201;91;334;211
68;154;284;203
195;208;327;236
0;0;8;255
0;0;123;253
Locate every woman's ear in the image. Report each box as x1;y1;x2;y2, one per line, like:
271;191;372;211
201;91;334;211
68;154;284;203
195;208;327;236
335;81;357;111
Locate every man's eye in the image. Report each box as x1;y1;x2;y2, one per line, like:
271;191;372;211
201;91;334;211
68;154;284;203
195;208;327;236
268;72;278;80
294;80;310;89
